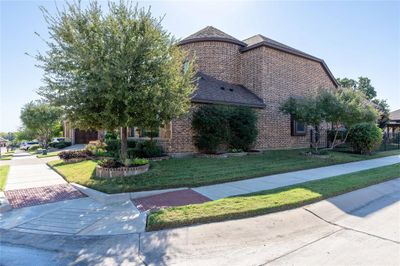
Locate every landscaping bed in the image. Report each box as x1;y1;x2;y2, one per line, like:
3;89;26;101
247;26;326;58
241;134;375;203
47;149;400;194
146;163;400;231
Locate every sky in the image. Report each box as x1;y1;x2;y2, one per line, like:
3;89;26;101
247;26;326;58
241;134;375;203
1;0;399;132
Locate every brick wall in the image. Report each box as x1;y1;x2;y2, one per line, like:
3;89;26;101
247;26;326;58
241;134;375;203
165;41;336;154
181;42;241;84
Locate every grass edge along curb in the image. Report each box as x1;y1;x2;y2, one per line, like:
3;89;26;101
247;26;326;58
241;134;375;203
146;163;400;231
0;165;10;191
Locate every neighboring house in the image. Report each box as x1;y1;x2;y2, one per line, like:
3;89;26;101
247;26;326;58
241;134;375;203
386;109;400;134
65;26;338;154
0;137;9;147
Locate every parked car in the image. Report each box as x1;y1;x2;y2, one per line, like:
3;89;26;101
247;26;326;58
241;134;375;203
51;137;66;143
20;141;39;150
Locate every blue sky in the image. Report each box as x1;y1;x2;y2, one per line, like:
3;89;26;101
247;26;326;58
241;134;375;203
1;0;399;132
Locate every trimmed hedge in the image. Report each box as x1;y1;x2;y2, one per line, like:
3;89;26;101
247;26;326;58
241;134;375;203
192;105;258;153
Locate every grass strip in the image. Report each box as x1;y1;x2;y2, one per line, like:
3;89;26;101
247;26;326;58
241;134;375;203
146;163;400;231
37;151;61;158
0;165;10;191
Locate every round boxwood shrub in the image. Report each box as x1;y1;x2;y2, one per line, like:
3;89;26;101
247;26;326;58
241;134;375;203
349;123;383;154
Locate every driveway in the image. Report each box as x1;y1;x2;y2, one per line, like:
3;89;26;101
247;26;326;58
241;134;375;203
1;178;399;266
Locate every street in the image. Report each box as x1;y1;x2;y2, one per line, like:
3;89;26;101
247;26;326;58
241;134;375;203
1;178;399;266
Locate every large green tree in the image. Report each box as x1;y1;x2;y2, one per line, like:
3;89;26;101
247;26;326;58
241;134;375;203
20;100;63;148
336;76;377;100
36;1;196;161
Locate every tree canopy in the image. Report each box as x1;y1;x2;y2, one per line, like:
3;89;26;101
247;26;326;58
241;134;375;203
280;88;378;152
35;1;196;160
20;100;63;148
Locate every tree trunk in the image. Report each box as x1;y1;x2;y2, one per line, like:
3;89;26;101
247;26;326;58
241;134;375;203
120;127;128;162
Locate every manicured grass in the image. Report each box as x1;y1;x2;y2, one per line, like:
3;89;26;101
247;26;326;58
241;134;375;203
0;156;12;160
37;151;61;158
48;149;400;194
0;165;10;191
147;163;400;231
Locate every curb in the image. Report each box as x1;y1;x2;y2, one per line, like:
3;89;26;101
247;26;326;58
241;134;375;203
70;183;189;203
0;191;12;213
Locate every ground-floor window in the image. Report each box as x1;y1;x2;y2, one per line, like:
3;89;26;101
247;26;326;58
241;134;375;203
291;117;306;136
128;123;171;139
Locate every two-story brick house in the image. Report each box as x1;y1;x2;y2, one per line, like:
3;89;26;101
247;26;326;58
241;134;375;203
65;26;338;155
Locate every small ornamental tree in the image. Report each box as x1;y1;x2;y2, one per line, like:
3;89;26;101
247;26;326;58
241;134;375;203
279;96;325;152
280;88;378;152
35;1;196;161
20;100;63;149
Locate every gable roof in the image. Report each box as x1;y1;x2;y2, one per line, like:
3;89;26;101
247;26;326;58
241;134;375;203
389;109;400;121
191;72;265;108
179;26;247;46
241;34;338;87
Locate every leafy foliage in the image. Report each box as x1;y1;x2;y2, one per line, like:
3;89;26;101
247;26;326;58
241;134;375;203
20;100;63;148
280;88;378;152
131;140;164;158
349;123;383;154
28;144;41;152
228;107;258;151
35;1;196;160
98;158;124;168
58;150;92;160
192;105;258;153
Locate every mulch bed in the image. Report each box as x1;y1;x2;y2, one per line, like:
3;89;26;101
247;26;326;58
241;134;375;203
4;184;86;209
133;189;211;212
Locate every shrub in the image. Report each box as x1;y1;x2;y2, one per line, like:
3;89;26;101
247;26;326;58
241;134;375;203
141;140;163;158
349;123;383;154
54;141;72;149
192;105;258;153
28;144;41;151
127;139;136;148
228;107;258;151
98;158;123;168
58;150;92;160
86;141;107;156
192;105;230;153
104;131;118;140
124;158;149;167
105;139;120;157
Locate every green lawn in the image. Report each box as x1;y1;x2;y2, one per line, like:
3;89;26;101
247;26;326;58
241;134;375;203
0;154;12;160
48;149;400;194
0;165;10;191
37;151;61;158
147;163;400;231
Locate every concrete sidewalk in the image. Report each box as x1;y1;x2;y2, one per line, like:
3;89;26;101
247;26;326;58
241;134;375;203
5;153;66;190
1;178;399;266
193;155;400;199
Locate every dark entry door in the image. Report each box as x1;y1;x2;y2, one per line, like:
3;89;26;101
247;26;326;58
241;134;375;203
74;129;98;144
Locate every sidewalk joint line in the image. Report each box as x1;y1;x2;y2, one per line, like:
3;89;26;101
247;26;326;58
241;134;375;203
303;208;400;244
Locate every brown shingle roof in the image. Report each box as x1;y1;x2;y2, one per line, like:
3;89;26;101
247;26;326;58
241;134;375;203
191;72;265;108
179;26;338;88
389;109;400;121
179;26;246;46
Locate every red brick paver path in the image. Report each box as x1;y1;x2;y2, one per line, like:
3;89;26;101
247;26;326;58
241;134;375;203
133;189;211;212
4;184;86;209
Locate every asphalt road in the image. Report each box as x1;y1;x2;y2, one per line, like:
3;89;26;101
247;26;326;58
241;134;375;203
1;178;399;266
